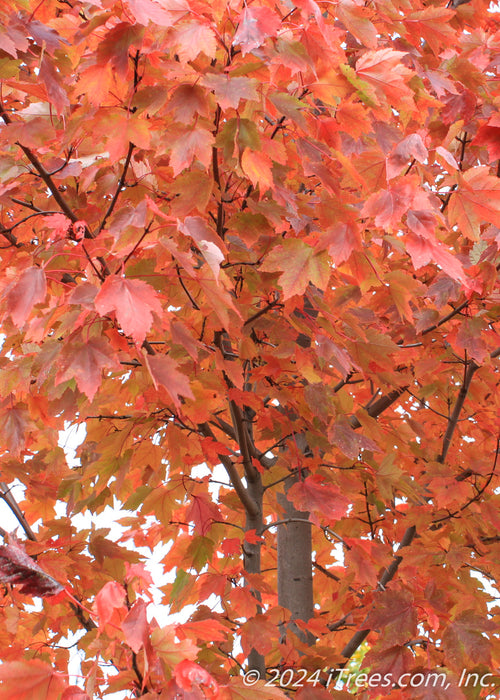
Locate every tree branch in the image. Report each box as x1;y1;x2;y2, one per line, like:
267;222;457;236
10;197;44;212
243;299;281;327
0;104;79;222
2;210;61;234
98;141;134;234
0;482;37;541
339;526;417;660
0;224;21;248
433;435;500;525
420;299;470;336
228;399;258;482
69;602;96;632
199;423;259;517
438;359;477;463
121;220;152;269
349;387;407;429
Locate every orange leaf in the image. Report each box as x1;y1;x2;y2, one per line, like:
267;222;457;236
144;353;194;408
363;590;418;646
4;267;46;327
324;220;361;264
172;20;217;62
177;618;229;643
244;530;264;545
386;134;427;179
184;494;222;536
0;660;66;700
261;239;330;300
337;0;377;49
448;167;500;240
473;114;500;161
232;6;281;55
0;403;28;455
128;0;189;27
94;581;126;627
442;610;495;668
287;475;350;522
240;614;277;656
94;275;162;345
175;659;219;698
170;128;214;176
55;336;119;401
328;415;380;459
241;149;274;194
39;54;69;115
356;49;413;105
122;598;149;653
219;679;288;699
361;181;414;230
201;74;259;110
167;84;209;123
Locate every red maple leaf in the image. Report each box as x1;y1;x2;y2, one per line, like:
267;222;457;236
0;544;64;597
94;581;126;627
39;54;69;115
61;687;91;700
328;416;380;459
55;336;119;401
0;660;66;700
185;494;222;536
3;267;47;328
232;6;281;55
175;659;218;698
363;590;418;646
386;133;427;179
170;129;214;176
201;74;258;110
472;115;500;161
145;353;194;408
172;20;217;62
94;275;162;346
287;475;350;522
122;598;149;653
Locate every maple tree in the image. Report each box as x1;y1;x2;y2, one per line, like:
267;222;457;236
0;0;500;697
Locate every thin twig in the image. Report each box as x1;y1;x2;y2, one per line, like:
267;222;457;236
243;299;281;327
433;436;500;524
2;210;61;234
363;482;374;538
98;141;135;234
121;220;153;270
176;264;200;309
10;197;43;212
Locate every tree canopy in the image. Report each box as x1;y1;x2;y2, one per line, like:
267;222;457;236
0;0;500;697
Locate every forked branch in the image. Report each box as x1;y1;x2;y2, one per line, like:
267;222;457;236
338;526;417;661
199;423;258;517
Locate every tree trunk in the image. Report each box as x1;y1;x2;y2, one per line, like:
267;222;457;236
244;472;266;675
277;478;314;645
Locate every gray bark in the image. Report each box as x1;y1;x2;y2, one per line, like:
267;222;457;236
243;473;266;675
277;477;314;645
